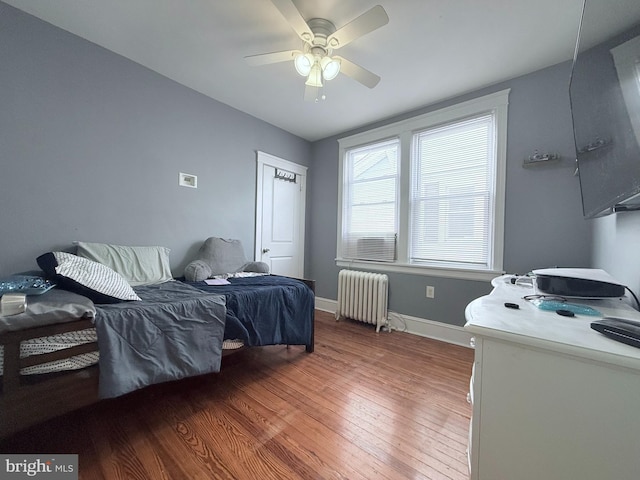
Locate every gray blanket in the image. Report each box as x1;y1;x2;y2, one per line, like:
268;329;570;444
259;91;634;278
94;281;226;398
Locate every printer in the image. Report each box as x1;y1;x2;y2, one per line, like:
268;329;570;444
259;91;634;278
532;268;625;298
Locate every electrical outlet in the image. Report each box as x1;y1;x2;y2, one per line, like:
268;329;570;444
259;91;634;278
426;286;435;298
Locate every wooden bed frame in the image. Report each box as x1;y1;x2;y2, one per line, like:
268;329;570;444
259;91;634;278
0;278;314;439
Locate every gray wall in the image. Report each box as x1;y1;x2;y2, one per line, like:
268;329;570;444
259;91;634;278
308;62;591;326
0;3;310;277
592;214;640;295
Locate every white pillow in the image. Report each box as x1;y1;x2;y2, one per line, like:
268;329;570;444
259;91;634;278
76;242;173;286
51;252;141;302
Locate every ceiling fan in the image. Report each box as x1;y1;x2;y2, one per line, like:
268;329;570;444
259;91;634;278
245;0;389;101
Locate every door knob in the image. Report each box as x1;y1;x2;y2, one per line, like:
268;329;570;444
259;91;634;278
262;248;270;254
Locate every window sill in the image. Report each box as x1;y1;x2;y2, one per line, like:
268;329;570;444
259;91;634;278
335;258;503;282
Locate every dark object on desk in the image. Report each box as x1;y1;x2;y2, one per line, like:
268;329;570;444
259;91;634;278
556;309;575;317
591;317;640;349
504;302;519;309
535;272;625;298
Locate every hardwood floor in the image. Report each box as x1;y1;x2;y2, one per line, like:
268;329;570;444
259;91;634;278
0;310;474;480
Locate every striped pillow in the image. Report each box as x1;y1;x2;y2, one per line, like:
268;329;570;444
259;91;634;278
37;252;141;304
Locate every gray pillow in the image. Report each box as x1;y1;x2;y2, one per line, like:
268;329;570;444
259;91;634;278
184;237;269;282
183;260;212;283
242;261;270;274
0;288;96;333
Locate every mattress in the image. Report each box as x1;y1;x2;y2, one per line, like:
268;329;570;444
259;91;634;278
0;328;245;377
0;328;99;376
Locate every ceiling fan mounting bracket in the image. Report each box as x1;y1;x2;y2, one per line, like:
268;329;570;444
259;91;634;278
306;18;336;37
306;18;336;48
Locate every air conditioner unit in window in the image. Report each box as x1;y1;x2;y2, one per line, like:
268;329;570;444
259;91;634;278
356;236;396;262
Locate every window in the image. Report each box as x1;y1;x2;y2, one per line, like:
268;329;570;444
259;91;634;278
341;138;399;261
337;90;509;280
410;114;495;268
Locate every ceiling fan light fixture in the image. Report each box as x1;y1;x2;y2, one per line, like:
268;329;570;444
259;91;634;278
294;53;313;76
305;62;323;87
320;56;341;81
245;2;389;98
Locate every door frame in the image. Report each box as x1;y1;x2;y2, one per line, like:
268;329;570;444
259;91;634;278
255;150;307;277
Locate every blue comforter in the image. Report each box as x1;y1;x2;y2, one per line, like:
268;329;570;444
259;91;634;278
184;275;314;349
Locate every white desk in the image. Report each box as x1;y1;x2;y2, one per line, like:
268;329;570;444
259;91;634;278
464;276;640;480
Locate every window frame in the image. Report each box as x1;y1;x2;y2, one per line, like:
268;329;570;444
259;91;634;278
336;89;509;281
341;137;400;262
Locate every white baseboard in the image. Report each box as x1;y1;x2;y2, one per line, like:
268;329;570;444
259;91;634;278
314;297;339;315
315;297;473;348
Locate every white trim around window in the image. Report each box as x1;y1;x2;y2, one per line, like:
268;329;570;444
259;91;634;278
336;89;510;281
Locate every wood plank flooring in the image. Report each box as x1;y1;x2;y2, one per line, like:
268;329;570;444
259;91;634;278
0;310;474;479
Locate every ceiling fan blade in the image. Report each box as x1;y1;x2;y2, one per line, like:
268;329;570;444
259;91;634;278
245;50;299;66
271;0;314;43
335;56;380;88
327;5;389;49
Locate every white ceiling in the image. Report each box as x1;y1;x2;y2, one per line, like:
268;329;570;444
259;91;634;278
4;0;639;141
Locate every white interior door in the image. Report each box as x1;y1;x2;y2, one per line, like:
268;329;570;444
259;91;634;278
255;151;307;278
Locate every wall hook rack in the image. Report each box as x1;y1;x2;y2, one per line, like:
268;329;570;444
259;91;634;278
578;137;611;153
275;168;297;182
523;150;559;167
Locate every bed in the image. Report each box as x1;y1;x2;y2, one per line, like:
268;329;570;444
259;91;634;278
0;274;315;438
186;274;315;350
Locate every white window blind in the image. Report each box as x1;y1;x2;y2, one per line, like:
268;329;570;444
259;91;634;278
410;113;496;268
342;138;399;261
